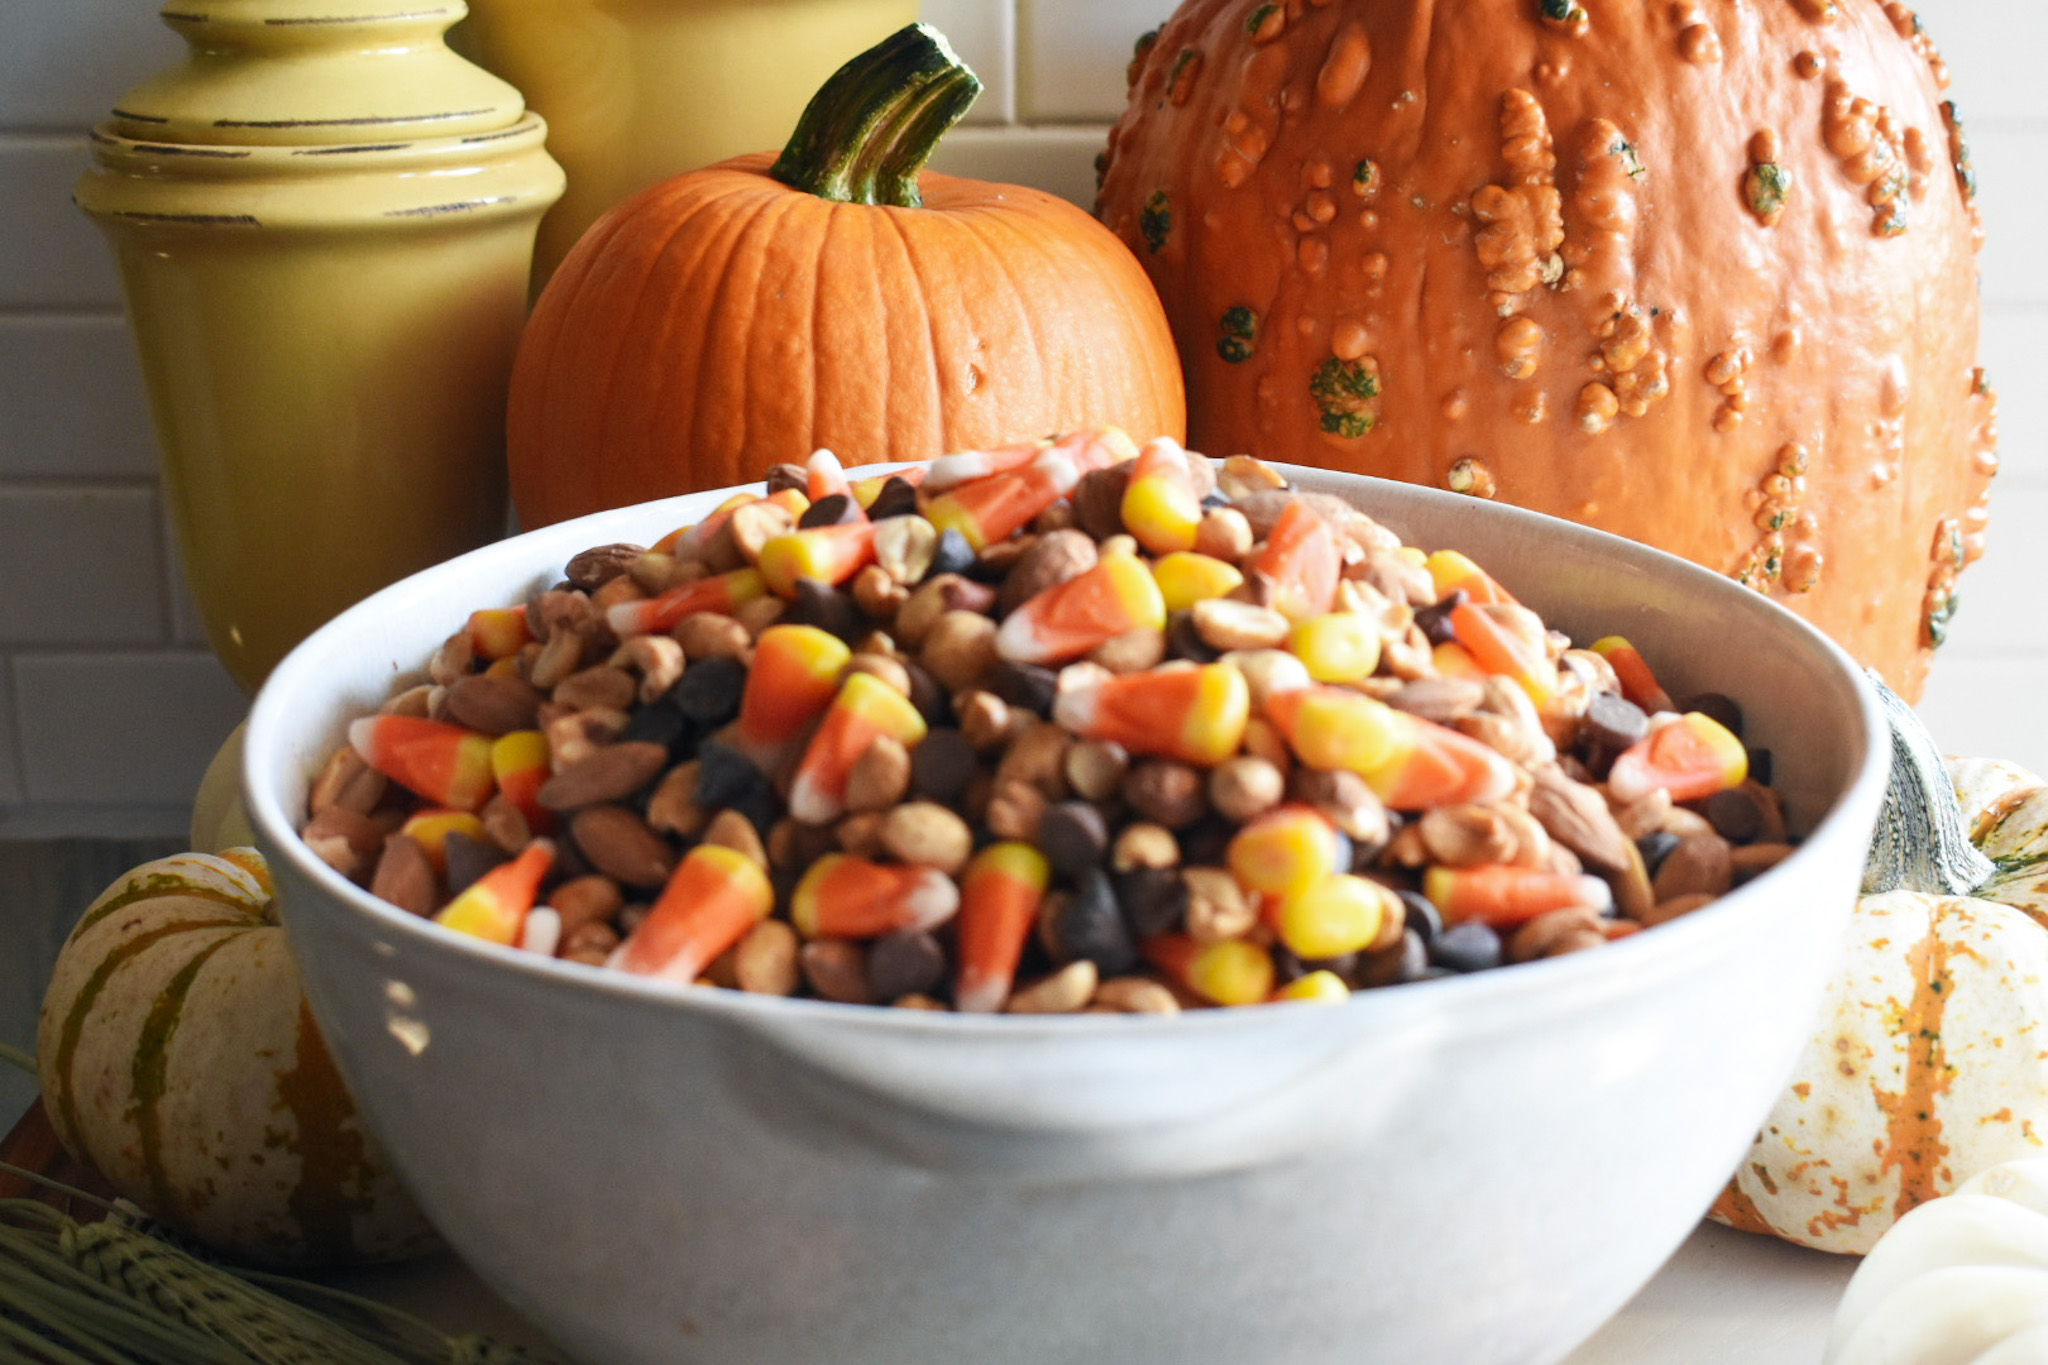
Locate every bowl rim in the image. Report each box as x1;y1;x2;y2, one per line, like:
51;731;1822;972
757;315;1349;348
244;460;1889;1041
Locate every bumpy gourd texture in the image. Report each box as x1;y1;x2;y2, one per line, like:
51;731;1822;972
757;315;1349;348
508;153;1187;527
1096;0;1996;699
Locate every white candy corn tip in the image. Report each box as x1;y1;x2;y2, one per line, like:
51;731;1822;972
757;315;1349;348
347;716;380;764
954;975;1007;1015
905;871;962;931
520;905;562;957
787;777;838;829
995;609;1054;665
1051;675;1103;735
606;598;649;638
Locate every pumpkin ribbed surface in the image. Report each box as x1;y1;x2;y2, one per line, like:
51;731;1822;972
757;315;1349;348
1096;0;1994;698
35;851;435;1268
508;161;1186;526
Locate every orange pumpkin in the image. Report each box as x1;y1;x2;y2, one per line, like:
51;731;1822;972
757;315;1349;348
1096;0;1995;699
510;24;1185;528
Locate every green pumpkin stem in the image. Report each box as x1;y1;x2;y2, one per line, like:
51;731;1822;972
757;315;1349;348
769;23;981;209
1860;670;1994;897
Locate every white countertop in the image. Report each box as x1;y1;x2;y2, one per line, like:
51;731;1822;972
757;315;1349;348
330;1219;1859;1364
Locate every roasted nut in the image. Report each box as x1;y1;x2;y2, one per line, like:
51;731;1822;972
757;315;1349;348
479;792;532;854
539;741;668;811
443;672;542;736
919;610;999;692
559;920;621;966
380;683;437;718
673;611;752;663
1111;821;1180;872
1218;453;1287;501
895;574;996;650
1507;906;1608;963
369;834;436;916
1641;891;1718;927
528;629;586;691
588;576;644;620
544;707;629;770
732;594;786;639
874;514;939;585
999;529;1098;615
1006;960;1099;1014
845;651;912;698
844;736;913;813
645;761;707;838
984;778;1046;841
1419;804;1518;868
995;721;1071;800
1209;755;1285;823
1182;867;1257;944
1092;976;1182;1015
958;690;1021;752
627;551;700;596
800;938;874;1004
429;629;475;687
308;745;387;817
834;810;888;858
570;805;676;888
1064;739;1130;803
1652;832;1735;901
548;874;624;937
852;563;910;619
1194;507;1254;563
1288;768;1391;847
1072;465;1131;539
1192;598;1291;652
727;499;794;562
614;634;685;703
700;808;770;869
553;664;638;713
1732;842;1796;881
734;919;801;995
879;802;975;874
1088;627;1168;674
1122;759;1206;828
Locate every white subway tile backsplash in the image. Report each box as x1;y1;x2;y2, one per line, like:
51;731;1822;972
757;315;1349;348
1973;124;2048;310
0;137;120;310
0;316;155;479
1982;307;2048;486
1913;0;2048;127
0;0;181;130
923;0;1018;125
1919;658;2048;777
0;486;165;646
13;651;244;807
928;124;1108;206
0;665;21;806
1016;0;1160;122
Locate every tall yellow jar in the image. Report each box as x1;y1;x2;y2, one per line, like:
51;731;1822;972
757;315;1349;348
457;0;917;285
76;1;564;691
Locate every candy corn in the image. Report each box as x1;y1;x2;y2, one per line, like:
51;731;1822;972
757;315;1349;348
790;854;960;938
849;464;925;507
1262;685;1517;809
608;843;775;984
435;838;555;945
805;448;857;505
1606;712;1748;803
1152;551;1244;613
1143;933;1274;1007
349;715;495;811
490;730;554;835
922;439;1050;492
787;672;929;825
466;605;531;660
1121;437;1203;554
655;491;755;561
607;567;766;637
1425;549;1517;607
995;552;1167;665
757;521;879;598
1589;635;1676;714
922;429;1131;549
1227;805;1351;901
1450;602;1554;706
1287;613;1381;684
1252;502;1340;621
734;625;853;762
1273;874;1397;960
399;808;489;871
953;843;1052;1013
1054;661;1249;766
1424;863;1613;927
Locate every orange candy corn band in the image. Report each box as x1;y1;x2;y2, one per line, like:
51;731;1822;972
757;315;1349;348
436;838;555;945
995;552;1167;666
790;854;960;939
350;714;496;812
954;843;1052;1014
608;843;774;984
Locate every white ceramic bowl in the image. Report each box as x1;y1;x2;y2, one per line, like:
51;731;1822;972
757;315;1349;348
245;467;1887;1365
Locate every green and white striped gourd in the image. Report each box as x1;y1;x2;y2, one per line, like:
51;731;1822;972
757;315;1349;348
35;848;435;1268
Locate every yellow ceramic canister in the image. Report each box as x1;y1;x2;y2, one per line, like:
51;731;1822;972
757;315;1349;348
457;0;917;285
76;0;564;691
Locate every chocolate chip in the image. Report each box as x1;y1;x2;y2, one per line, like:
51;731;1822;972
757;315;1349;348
1429;921;1502;973
1397;889;1442;943
866;476;922;521
1359;930;1431;988
1200;491;1231;510
1581;691;1649;755
1412;590;1468;646
673;654;746;725
1049;870;1137;974
619;698;691;756
1680;691;1744;738
1115;866;1187;937
763;462;808;495
1039;801;1110;879
695;738;768;809
903;660;954;727
929;528;977;578
798;492;863;529
787;578;867;642
443;830;505;896
909;728;978;804
1703;787;1765;844
989;659;1059;717
1167;611;1221;663
1636;829;1681;877
867;929;948;1001
1746;746;1774;787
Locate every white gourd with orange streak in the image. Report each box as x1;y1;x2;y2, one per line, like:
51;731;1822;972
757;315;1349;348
1713;739;2048;1254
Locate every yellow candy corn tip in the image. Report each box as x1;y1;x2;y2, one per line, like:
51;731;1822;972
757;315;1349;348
967;842;1052;891
1273;970;1350;1004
